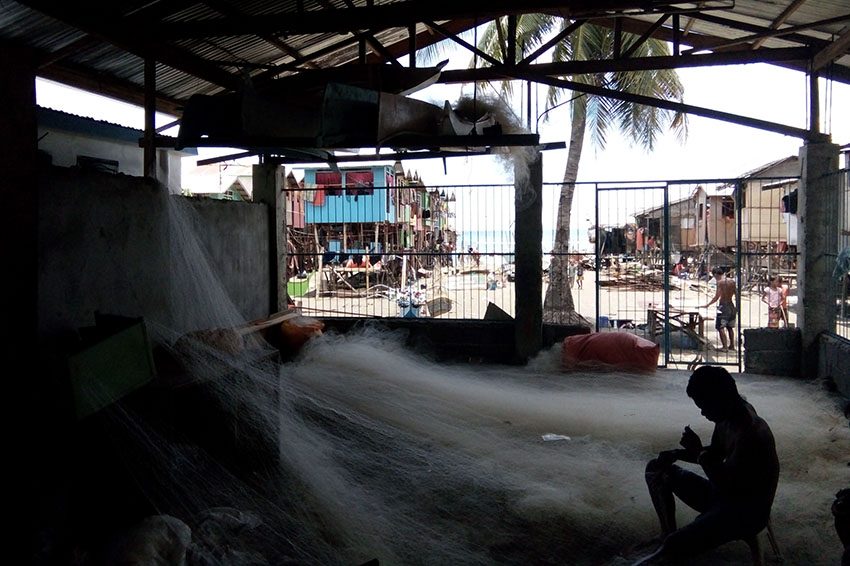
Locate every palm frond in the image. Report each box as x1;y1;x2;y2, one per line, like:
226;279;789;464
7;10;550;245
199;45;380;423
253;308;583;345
470;19;687;149
418;29;477;67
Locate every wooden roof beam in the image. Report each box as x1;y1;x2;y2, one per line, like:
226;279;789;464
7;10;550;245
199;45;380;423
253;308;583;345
684;13;850;54
524;72;821;141
37;61;185;116
685;12;839;52
752;0;808;50
621;14;669;58
438;46;813;82
364;18;478;64
424;21;502;67
153;0;703;38
519;19;585;66
592;15;850;83
200;0;319;69
19;0;243;91
812;27;850;71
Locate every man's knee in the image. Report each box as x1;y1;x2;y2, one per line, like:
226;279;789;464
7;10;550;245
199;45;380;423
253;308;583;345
646;458;664;475
645;458;673;488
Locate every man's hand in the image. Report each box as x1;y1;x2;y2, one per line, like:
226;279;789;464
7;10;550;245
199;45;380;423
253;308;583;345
657;449;683;467
679;426;703;459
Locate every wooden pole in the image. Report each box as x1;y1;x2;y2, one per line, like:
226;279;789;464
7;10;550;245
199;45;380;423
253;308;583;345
362;224;369;292
314;224;323;294
143;57;156;179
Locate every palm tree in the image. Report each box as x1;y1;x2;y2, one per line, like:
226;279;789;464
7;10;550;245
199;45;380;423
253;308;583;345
474;17;687;325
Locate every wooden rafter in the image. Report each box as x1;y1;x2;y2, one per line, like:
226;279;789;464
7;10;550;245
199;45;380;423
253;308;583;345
424;20;502;67
812;27;850;71
201;0;319;69
590;15;849;83
439;47;813;82
364;35;404;67
37;60;185;116
684;13;850;54
519;20;584;66
437;41;831;137
621;14;669;59
685;12;836;52
522;71;821;140
255;35;363;81
19;0;242;91
152;0;718;39
364;18;478;64
752;0;808;50
335;0;403;66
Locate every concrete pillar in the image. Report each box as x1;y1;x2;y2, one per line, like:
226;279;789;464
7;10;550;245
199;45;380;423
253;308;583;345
797;140;840;375
514;151;543;362
1;48;38;558
253;162;287;313
0;49;37;363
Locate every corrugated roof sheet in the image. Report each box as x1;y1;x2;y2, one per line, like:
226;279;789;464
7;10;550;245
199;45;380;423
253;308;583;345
36;105;196;155
1;0;847;114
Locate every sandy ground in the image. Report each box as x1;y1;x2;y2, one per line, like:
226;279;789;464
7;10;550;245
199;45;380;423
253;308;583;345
296;260;799;368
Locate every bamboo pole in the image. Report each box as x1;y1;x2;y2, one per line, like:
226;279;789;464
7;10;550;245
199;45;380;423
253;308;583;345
362;224;369;292
314;224;323;294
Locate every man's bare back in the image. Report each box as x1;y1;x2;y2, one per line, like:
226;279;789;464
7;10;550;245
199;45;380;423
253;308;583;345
716;278;736;304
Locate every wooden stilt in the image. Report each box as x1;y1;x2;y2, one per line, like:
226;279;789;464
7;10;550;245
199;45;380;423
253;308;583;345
313;224;323;294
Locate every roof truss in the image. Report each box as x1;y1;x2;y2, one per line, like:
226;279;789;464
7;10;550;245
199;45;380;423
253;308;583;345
8;0;849;144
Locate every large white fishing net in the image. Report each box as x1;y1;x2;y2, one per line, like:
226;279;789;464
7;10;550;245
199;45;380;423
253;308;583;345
65;192;848;566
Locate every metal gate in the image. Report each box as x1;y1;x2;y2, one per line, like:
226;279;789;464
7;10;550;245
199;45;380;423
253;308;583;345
546;176;800;369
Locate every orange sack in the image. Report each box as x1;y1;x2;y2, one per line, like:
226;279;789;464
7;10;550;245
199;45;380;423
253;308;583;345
280;316;325;352
562;332;659;372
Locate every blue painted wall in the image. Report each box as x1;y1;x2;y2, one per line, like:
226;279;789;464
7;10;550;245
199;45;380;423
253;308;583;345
304;165;395;224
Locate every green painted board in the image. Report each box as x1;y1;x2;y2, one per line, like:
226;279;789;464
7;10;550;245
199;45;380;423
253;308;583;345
67;320;155;419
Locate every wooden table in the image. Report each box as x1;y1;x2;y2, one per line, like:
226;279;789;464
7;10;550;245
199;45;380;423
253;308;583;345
648;308;707;346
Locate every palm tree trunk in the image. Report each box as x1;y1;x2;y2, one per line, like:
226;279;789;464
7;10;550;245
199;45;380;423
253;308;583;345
543;107;591;326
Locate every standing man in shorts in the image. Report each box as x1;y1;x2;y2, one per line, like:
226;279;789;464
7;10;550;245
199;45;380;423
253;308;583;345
703;267;737;351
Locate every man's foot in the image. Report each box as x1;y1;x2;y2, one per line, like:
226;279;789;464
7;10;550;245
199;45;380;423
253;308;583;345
631;543;666;565
626;536;664;554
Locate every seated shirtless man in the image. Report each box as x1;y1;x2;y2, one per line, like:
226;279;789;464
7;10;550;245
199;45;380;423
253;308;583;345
636;366;779;564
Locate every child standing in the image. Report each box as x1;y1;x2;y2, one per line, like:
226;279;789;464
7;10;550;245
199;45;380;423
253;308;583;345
762;276;784;328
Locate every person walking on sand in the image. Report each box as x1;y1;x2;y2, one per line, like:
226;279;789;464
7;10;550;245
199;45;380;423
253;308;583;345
575;262;585;290
703;267;737;351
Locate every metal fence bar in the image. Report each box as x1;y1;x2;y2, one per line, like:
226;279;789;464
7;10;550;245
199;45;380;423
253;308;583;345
826;168;850;339
283;173;822;368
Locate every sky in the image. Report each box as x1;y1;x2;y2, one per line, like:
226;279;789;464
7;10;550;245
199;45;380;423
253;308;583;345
35;40;850;249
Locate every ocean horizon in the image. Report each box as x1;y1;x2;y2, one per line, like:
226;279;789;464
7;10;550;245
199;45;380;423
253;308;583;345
458;229;592;254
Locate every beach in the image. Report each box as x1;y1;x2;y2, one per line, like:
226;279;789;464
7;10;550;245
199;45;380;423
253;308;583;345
295;258;796;367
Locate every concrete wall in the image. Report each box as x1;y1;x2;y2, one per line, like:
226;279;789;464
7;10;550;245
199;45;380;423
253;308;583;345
189;197;271;321
39;127;185;193
38;166;269;344
743;328;802;377
820;333;850;397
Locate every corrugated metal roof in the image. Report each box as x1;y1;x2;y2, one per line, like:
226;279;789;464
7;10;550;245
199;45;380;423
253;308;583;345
36;105;196;155
1;0;848;118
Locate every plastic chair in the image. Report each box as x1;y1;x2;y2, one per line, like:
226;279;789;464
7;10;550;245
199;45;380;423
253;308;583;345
742;518;782;565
